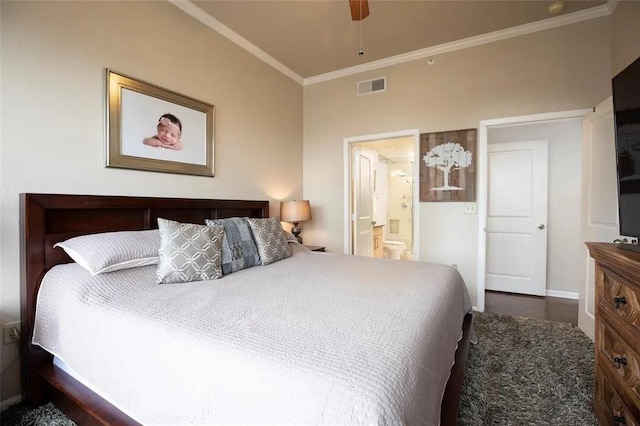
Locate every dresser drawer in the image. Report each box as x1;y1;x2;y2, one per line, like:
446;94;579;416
600;267;640;344
596;369;640;426
598;319;640;418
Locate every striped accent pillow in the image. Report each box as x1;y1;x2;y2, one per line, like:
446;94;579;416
205;217;260;274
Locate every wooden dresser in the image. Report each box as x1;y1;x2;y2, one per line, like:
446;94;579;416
586;242;640;426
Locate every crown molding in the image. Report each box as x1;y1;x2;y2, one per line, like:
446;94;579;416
169;1;612;88
304;4;612;86
168;0;304;85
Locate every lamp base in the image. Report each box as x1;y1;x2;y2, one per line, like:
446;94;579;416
291;223;303;244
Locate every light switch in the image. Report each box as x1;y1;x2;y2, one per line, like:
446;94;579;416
464;203;477;214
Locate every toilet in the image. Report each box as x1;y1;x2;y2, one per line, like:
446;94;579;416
383;240;406;260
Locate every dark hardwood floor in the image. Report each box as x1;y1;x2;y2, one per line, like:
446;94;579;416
485;290;578;325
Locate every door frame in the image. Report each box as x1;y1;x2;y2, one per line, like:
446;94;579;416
344;129;420;257
476;109;590;311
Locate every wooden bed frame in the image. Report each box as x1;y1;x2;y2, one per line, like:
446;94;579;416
20;193;473;425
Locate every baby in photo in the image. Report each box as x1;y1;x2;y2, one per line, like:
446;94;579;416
143;113;183;151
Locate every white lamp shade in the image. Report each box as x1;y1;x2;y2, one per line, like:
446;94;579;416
280;200;311;222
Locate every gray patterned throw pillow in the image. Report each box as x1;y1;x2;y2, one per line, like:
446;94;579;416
156;218;224;284
245;217;292;266
205;217;260;274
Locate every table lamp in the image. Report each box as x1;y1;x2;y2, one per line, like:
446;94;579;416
280;200;311;243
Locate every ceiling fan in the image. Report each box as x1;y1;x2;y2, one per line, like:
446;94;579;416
349;0;369;21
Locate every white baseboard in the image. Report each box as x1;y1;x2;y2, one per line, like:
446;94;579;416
1;394;22;411
545;290;579;300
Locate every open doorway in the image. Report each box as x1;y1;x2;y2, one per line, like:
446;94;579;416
343;130;420;260
476;110;590;312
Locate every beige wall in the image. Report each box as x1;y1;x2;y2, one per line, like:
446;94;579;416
612;0;640;75
2;0;636;407
303;18;612;306
0;1;302;402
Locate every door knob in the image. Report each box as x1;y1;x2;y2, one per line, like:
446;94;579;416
538;224;545;229
371;221;376;226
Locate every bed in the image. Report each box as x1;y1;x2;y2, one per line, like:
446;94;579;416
20;193;473;425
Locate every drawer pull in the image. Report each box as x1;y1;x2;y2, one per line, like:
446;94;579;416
614;357;628;368
613;296;627;309
613;415;626;425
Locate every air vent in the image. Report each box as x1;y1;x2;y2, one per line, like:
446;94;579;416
357;77;386;96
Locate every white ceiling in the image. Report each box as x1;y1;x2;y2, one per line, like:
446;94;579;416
182;0;609;82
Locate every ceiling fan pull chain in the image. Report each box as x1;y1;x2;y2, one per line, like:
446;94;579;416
359;0;364;55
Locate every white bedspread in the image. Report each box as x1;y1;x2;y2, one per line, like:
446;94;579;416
33;245;472;425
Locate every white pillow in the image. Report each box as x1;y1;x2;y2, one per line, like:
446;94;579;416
54;230;160;275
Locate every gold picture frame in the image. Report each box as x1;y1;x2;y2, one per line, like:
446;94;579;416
106;69;215;176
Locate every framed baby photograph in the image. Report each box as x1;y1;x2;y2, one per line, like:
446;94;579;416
106;69;215;176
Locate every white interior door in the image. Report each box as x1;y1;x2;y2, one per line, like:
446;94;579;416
486;140;549;296
579;98;619;340
353;147;376;256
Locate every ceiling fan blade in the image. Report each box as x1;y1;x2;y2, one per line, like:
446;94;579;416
349;0;369;21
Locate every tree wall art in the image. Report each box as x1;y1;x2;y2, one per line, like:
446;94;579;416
419;128;476;202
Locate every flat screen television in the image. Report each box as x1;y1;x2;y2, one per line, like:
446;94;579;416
612;55;640;252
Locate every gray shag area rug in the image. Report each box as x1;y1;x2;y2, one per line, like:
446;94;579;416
1;312;595;425
458;312;596;425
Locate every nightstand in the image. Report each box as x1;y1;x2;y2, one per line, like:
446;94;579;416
304;245;325;252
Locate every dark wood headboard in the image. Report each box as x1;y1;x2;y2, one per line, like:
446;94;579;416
19;193;269;405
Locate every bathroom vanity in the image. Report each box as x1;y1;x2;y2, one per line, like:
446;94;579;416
373;225;384;258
